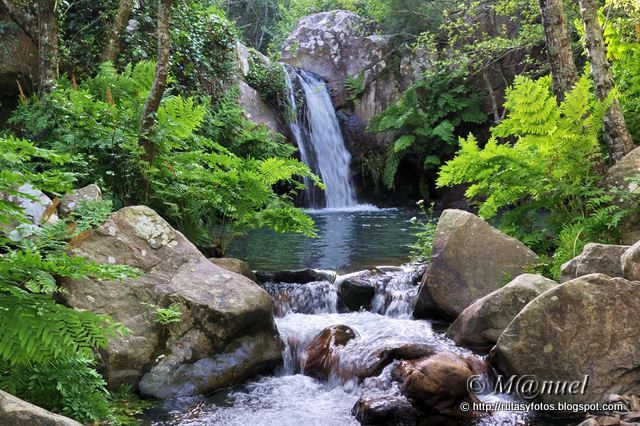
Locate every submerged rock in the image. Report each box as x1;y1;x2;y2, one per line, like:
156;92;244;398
414;209;538;320
303;324;356;380
0;390;82;426
208;257;257;282
621;241;640;281
58;184;102;217
447;274;558;350
495;273;640;404
560;243;629;283
61;206;282;399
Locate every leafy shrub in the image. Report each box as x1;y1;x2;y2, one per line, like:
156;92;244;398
245;49;288;106
437;75;639;278
368;68;486;190
0;135;139;422
408;200;437;262
142;302;183;325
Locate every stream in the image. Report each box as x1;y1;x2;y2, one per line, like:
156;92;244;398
143;209;536;426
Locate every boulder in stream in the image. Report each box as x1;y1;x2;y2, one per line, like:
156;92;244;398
560;243;629;283
352;393;420;426
303;324;356;380
495;273;640;404
61;205;282;399
255;268;334;284
336;270;376;311
414;209;538;320
446;274;558;350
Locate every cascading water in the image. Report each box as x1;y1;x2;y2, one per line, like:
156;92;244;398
285;66;358;209
149;265;529;426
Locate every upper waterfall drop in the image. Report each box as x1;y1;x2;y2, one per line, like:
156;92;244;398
284;66;359;209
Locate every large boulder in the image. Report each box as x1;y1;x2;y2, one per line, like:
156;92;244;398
621;241;640;281
495;274;640;404
61;206;282;399
336;270;376;311
560;243;629;283
446;274;558;350
0;390;81;426
208;257;257;282
413;209;538;320
303;324;356;380
601;146;640;245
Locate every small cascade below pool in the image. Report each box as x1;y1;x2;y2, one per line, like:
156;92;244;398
284;66;358;209
145;264;531;426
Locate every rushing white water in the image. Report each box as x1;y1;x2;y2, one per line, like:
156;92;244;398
285;67;358;209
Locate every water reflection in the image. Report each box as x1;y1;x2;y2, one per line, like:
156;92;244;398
226;208;417;272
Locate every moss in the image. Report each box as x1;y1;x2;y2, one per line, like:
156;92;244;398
245;48;287;107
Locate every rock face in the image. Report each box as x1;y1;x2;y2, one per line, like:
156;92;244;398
601;146;640;245
61;206;282;399
0;390;82;426
414;209;538;320
302;324;356;380
336;271;376;311
621;241;640;281
281;10;402;157
495;274;640;404
208;257;257;282
560;243;629;283
59;184;103;217
446;274;557;350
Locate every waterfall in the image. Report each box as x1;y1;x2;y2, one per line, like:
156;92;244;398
285;66;358;209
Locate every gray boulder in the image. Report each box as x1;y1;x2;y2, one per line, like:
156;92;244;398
601;146;640;245
0;390;81;426
560;243;629;283
61;206;281;399
495;274;640;404
59;184;102;217
336;270;376;311
621;240;640;281
414;209;538;319
447;274;557;350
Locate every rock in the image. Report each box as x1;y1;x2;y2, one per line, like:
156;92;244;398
61;206;281;399
336;271;376;311
447;274;558;350
393;352;481;418
621;241;640;281
0;390;82;426
302;324;356;380
4;183;57;226
414;209;538;320
560;243;629;283
255;268;334;284
601;146;640;245
352;393;420;426
495;274;640;404
59;184;102;217
0;19;37;99
208;257;257;282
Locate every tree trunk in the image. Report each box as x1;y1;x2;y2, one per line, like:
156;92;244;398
101;0;135;65
139;0;172;161
579;0;635;162
37;0;59;95
538;0;578;102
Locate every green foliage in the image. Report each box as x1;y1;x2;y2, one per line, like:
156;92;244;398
11;63;319;256
245;49;288;106
438;75;639;278
109;385;155;425
408;200;437;262
344;72;365;103
142;302;183;325
369;69;486;189
0;135;139;422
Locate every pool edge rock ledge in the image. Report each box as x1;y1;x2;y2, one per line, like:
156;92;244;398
61;205;282;399
413;209;538;320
